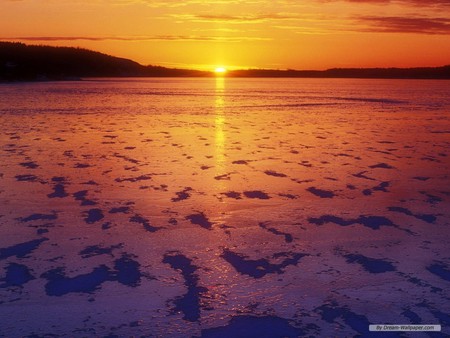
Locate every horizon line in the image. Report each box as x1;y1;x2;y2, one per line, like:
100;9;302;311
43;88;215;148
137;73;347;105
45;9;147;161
1;40;449;74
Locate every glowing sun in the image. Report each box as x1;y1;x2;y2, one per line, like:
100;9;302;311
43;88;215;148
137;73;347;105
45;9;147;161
214;67;227;74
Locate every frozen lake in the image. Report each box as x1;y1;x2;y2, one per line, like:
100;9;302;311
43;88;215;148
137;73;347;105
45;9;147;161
0;77;449;337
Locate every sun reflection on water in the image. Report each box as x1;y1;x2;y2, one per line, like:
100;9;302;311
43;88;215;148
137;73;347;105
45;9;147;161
214;77;226;182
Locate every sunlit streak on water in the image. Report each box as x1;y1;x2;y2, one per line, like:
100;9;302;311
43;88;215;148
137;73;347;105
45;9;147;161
214;77;227;192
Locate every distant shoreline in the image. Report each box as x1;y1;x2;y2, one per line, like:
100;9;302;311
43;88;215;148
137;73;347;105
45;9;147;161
1;41;450;81
81;76;450;81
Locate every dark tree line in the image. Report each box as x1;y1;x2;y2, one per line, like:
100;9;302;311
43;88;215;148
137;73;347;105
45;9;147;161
228;66;450;79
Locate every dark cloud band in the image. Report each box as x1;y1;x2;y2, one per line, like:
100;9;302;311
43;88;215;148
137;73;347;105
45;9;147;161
358;16;450;34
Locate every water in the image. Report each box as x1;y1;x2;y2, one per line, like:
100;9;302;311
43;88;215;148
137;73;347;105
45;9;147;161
0;78;449;337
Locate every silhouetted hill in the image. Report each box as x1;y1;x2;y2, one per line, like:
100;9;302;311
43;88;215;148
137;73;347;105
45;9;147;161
0;42;208;80
1;41;449;80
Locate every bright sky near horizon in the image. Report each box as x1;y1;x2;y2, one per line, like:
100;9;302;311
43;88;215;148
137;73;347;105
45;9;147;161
1;0;449;70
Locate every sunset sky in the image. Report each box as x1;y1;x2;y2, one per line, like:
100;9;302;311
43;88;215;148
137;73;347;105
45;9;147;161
1;0;449;70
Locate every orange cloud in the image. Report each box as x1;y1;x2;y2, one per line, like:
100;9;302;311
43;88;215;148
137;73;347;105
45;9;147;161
0;35;270;42
358;16;450;34
172;13;302;24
